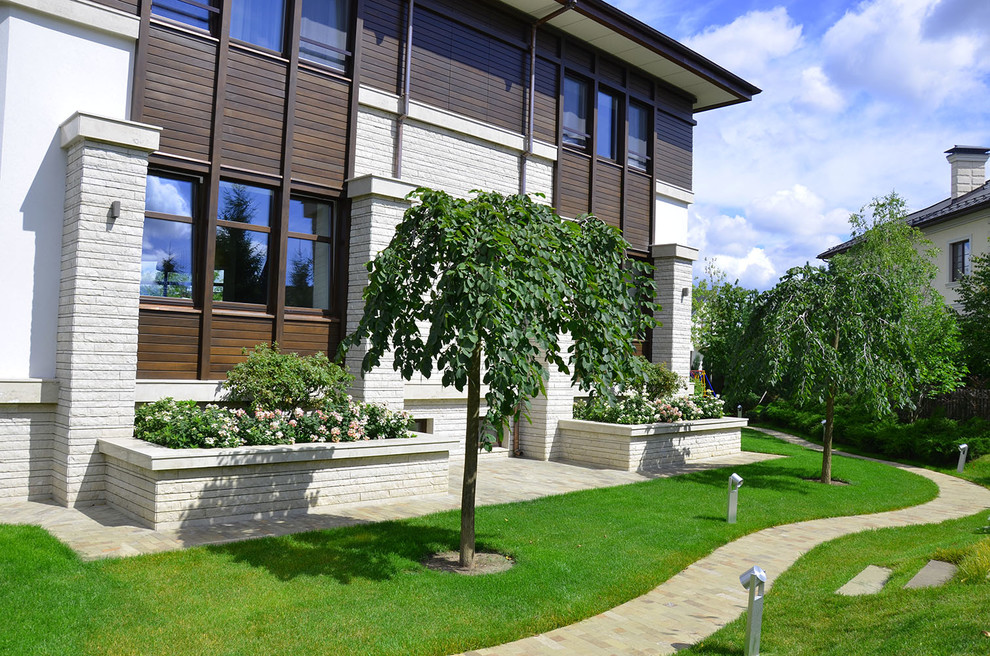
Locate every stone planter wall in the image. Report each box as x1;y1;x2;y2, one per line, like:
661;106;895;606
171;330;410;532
556;417;748;472
98;434;458;530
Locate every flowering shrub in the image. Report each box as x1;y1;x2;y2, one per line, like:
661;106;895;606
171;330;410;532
573;393;726;425
134;397;412;449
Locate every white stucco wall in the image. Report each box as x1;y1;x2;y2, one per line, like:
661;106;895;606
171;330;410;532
0;4;135;378
920;208;990;308
654;184;692;246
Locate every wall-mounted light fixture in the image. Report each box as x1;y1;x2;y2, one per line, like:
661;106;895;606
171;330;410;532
110;200;121;219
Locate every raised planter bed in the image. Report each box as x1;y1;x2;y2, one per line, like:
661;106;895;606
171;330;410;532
98;434;459;530
556;417;748;472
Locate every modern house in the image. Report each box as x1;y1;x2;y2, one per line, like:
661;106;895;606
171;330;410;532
0;0;758;507
820;146;990;309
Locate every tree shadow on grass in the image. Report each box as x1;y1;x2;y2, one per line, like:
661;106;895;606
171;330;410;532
664;462;822;496
676;643;743;655
204;520;463;584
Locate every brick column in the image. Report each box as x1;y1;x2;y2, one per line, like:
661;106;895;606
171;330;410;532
343;175;418;409
651;243;698;380
53;113;161;507
516;335;578;461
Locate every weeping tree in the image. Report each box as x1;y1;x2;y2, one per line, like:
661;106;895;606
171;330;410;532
743;193;963;483
344;188;658;567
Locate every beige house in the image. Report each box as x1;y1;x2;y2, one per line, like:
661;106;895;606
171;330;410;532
821;146;990;308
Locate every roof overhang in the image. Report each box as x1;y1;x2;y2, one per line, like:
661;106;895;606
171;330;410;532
497;0;761;112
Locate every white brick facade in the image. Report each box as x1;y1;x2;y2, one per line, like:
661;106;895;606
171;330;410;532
52;113;159;506
651;243;698;380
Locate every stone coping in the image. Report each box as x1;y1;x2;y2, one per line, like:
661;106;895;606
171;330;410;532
98;433;459;472
558;416;748;437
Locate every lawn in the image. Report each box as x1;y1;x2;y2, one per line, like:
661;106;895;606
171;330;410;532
683;511;990;656
0;429;938;656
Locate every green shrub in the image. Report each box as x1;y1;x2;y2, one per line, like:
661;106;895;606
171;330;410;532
633;357;682;400
573;392;724;425
222;343;352;411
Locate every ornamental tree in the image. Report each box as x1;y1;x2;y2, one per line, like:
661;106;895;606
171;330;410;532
743;193;963;483
344;188;658;567
956;247;990;381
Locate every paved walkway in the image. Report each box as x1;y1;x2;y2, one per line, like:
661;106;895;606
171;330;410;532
457;429;990;655
0;449;776;561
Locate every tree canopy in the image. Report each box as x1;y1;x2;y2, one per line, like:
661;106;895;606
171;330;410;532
345;188;658;565
743;193;963;482
956;246;990;382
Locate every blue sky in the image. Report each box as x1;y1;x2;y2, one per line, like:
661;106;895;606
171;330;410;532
613;0;990;289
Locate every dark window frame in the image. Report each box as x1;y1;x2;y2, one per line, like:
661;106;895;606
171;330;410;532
212;180;277;308
141;171;202;304
150;0;219;34
596;86;621;162
298;0;352;72
284;195;336;311
627;100;651;173
562;73;591;152
951;240;971;282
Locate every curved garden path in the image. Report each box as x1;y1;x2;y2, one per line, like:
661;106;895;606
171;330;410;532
455;428;990;656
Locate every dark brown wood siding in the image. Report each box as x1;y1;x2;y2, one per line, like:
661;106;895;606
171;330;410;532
221;48;287;176
292;70;350;189
625;171;652;251
593;161;622;229
533;57;558;143
410;5;526;133
209;314;275;379
558;149;591;219
281;318;342;357
360;0;405;94
143;26;216;162
137;309;201;379
656;109;693;191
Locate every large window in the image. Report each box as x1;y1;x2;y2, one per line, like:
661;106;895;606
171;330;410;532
230;0;286;52
562;75;589;150
286;198;334;309
142;174;196;299
951;240;971;282
628;102;650;171
596;90;620;161
151;0;216;31
300;0;350;70
214;181;273;305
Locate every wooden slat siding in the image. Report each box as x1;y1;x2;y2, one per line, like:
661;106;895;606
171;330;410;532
143;26;216;162
281;319;342;357
564;43;593;72
209;315;274;378
292;71;350;188
221;49;287;176
91;0;138;14
592;161;622;228
536;29;559;59
655;110;693;191
533;57;558;142
410;6;525;133
598;57;624;87
628;72;652;100
624;170;652;252
419;0;527;46
360;0;405;93
138;309;200;379
558;149;591;218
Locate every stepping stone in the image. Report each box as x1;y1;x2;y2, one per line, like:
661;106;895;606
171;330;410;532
837;565;892;596
904;560;957;589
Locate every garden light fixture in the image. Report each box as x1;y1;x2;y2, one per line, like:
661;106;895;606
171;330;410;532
737;404;742;418
958;444;969;474
739;565;767;656
728;472;743;524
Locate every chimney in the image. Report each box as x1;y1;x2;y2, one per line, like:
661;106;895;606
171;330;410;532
946;146;990;199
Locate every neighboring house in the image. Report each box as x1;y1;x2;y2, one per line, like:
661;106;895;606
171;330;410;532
820;146;990;309
0;0;757;507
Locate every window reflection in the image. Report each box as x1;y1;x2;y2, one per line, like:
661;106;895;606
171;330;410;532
628;102;649;171
214;227;269;304
597;90;619;161
151;0;213;31
230;0;286;52
286;239;331;309
563;76;589;149
300;0;350;70
141;219;194;298
218;181;273;227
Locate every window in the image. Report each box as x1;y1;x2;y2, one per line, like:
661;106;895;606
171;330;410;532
628;102;650;171
300;0;350;70
562;75;589;149
142;174;196;299
230;0;286;52
214;181;273;304
596;90;620;160
151;0;216;31
285;198;334;309
951;240;971;282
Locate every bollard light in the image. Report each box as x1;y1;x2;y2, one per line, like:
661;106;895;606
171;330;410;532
739;566;767;656
737;404;743;418
728;473;744;524
958;444;969;474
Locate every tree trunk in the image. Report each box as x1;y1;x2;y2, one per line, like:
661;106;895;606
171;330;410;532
821;327;839;484
459;346;481;569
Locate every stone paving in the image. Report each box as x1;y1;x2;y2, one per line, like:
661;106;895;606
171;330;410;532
0;448;776;561
457;428;990;655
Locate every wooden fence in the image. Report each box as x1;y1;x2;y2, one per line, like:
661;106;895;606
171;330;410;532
917;389;990;421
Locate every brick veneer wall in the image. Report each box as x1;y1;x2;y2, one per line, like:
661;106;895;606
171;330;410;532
0;404;55;500
651;244;698;380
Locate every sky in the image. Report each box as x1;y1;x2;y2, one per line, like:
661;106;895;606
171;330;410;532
612;0;990;290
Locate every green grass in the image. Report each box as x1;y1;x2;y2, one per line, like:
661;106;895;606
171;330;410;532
0;429;938;656
682;511;990;656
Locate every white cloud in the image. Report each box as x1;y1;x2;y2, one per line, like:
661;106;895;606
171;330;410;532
147;176;192;217
710;248;778;289
797;66;846;112
684;7;803;79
